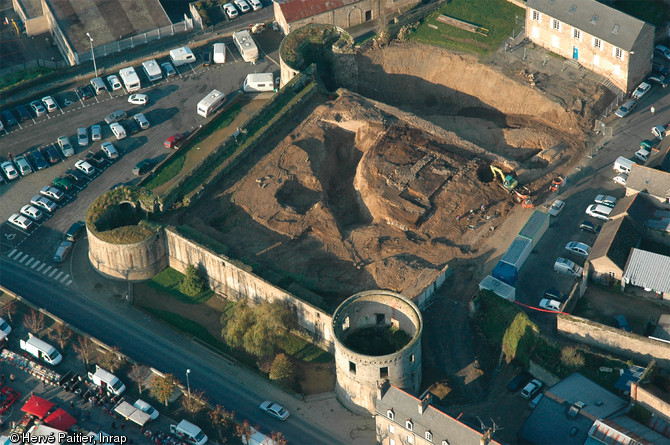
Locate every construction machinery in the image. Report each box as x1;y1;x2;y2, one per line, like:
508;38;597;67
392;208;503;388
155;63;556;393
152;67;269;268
490;165;532;204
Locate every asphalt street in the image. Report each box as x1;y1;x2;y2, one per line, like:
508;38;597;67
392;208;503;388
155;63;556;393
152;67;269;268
0;258;344;444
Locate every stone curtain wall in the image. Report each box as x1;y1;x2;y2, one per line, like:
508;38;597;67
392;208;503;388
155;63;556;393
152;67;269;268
631;383;670;419
164;227;334;351
558;314;670;369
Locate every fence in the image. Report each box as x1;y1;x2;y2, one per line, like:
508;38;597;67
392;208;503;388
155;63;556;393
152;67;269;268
77;19;193;63
0;58;67;78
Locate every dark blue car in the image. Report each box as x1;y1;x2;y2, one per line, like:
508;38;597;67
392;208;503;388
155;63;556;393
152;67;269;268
1;110;18;127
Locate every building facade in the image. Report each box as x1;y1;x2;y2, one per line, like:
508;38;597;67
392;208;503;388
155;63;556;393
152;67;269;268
525;0;654;93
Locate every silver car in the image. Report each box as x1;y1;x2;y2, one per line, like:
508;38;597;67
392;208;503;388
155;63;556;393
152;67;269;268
77;127;89;147
133;113;150;129
91;124;102;141
57;136;75;157
565;241;591;257
30;195;57;213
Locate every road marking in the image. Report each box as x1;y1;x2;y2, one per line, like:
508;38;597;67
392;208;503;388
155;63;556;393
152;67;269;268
31;261;41;269
43;266;52;274
37;263;46;272
49;269;58;277
55;271;63;280
11;251;23;260
60;274;70;283
65;280;72;286
19;254;29;263
8;249;16;257
25;258;34;266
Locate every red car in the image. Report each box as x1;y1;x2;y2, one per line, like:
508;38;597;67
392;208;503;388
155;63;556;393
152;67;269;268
164;133;184;149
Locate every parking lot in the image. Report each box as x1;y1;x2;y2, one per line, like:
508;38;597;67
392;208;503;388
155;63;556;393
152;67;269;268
0;33;280;272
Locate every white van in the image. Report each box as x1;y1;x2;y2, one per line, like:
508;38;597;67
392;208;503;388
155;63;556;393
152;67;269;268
170;420;208;445
554;257;583;278
19;335;62;365
213;43;226;64
88;365;126;395
90;77;107;95
243;73;275;92
613;156;635;174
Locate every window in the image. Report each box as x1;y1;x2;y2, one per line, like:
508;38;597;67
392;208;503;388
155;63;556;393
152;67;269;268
612;24;619;35
569;5;576;14
342;316;349;330
380;367;389;378
410;354;415;364
406;420;413;431
376;313;385;324
425;431;433;442
365;10;372;21
349;361;356;374
552;19;561;31
590;14;598;24
593;38;602;49
593;54;600;66
407;435;413;444
390;439;396;445
614;47;624;59
572;28;581;40
552;35;559;48
389;425;395;434
387;409;394;420
532;10;540;21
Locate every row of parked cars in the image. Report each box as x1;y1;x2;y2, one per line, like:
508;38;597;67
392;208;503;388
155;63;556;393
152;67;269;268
222;0;263;19
614;58;669;119
0;95;59;132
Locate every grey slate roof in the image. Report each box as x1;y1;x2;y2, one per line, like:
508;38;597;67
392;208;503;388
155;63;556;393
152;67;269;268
549;373;628;419
589;216;642;270
623;248;670;294
376;386;502;445
587;416;670;445
527;0;651;51
626;164;670;200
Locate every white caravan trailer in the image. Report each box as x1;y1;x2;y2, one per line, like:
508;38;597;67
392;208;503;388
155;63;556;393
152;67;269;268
232;30;259;63
197;89;226;117
243;73;274;92
170;46;196;67
118;67;141;92
213;43;226;64
142;59;162;82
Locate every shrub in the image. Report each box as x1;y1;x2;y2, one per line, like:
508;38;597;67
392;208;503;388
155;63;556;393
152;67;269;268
179;264;205;296
560;346;585;370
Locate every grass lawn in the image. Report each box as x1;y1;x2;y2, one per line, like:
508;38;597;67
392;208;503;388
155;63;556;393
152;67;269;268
276;334;333;363
146;267;213;304
613;0;670;26
411;0;524;55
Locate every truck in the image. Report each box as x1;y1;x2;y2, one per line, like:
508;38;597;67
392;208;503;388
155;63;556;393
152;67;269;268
170;46;196;67
170;419;208;445
19;335;62;365
213;43;226;64
142;59;162;82
478;275;516;302
500;236;533;269
518;210;550;248
88;365;126;395
232;30;259;63
197;89;226;118
492;261;518;286
118;67;141;92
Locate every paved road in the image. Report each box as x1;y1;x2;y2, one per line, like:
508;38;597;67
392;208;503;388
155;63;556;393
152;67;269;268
0;257;344;444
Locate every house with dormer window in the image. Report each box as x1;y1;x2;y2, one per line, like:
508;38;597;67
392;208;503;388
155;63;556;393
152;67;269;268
525;0;654;93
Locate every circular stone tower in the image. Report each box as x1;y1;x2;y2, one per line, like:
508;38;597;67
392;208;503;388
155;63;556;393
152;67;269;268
332;290;423;414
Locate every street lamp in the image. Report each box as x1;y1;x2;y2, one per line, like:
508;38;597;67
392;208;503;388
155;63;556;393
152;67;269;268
86;32;98;77
186;369;191;404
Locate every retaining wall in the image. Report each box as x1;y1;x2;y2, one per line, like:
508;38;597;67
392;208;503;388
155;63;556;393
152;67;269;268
631;383;670;420
557;314;670;369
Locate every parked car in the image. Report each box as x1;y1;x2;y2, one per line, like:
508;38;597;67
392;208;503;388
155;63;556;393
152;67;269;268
14;105;31;121
234;0;250;12
539;298;562;312
648;73;669;88
543;289;567;303
631;82;651;100
77;85;95;100
42;96;58;112
594;195;617;208
202;51;212;67
85;151;106;168
555;257;584;280
133;159;155;175
53;241;73;263
565;241;591;257
91;124;102;141
65;221;86;242
104;109;127;124
75;160;95;175
164;133;184;149
65;169;86;183
57;136;75;157
14;155;32;176
506;371;532;392
259;401;289;420
53;176;75;191
579;220;601;234
128;94;148;105
30;149;49;170
615;99;636;118
0;161;19;180
635;147;650;163
521;379;543;399
654;44;670;61
8;214;33;230
133;400;159;420
548;199;565;216
107;75;123;91
248;0;262;10
614;315;631;332
30;195;57;213
529;392;544;409
100;142;119;160
20;205;43;221
161;62;176;77
77;127;89;147
652;125;666;141
585;204;613;221
110;122;127;140
134;113;150;129
30;100;46;116
42;144;61;164
40;186;64;201
1;110;18;127
223;3;238;18
613;173;628;186
124;119;141;135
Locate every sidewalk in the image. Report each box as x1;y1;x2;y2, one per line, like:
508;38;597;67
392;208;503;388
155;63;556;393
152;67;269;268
65;238;375;444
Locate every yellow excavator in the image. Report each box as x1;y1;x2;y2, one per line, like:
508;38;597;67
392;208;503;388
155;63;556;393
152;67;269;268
490;165;532;205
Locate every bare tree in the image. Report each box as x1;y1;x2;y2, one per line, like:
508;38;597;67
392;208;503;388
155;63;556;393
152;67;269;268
269;432;288;445
74;337;96;372
98;346;125;372
0;300;17;323
181;389;208;416
23;309;45;334
128;364;152;394
48;324;72;350
209;405;235;442
150;373;178;406
235;420;255;445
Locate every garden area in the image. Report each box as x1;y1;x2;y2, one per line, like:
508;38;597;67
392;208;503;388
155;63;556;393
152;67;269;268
411;0;523;55
134;267;334;396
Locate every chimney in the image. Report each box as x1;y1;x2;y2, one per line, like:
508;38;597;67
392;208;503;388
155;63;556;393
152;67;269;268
418;391;433;415
377;379;390;400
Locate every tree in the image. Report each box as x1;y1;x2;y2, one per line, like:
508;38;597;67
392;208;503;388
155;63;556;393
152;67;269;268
23;309;45;334
269;354;295;388
0;300;17;323
179;264;205;297
98;346;125;372
181;389;208;416
74;336;96;372
209;405;236;442
151;373;177;406
49;324;72;350
269;432;288;445
235;419;255;445
128;364;152;394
